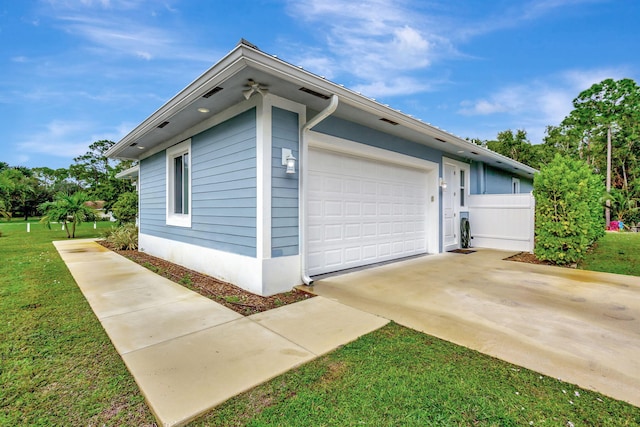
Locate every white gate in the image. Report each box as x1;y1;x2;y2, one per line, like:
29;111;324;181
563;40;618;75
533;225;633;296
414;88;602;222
467;193;535;252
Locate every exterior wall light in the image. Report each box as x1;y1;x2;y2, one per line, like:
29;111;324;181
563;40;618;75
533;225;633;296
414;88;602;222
282;148;297;174
439;177;447;189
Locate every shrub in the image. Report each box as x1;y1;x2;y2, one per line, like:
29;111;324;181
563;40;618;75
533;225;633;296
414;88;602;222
104;223;138;250
111;191;138;224
533;154;605;264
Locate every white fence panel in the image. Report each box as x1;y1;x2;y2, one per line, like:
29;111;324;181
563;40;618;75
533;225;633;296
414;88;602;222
467;193;535;252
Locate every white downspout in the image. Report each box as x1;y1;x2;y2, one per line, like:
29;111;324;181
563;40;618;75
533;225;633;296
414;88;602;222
300;94;339;286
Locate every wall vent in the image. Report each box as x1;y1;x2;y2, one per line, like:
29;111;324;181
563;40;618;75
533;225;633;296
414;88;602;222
299;87;330;99
202;86;223;98
379;118;399;125
157;121;170;129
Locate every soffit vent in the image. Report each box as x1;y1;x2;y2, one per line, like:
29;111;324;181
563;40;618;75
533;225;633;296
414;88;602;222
129;142;138;147
471;151;479;155
299;87;330;99
379;118;399;125
202;86;224;98
157;121;170;129
434;137;446;143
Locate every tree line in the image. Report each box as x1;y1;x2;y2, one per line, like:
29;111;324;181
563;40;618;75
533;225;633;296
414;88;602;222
0;140;135;223
474;78;640;225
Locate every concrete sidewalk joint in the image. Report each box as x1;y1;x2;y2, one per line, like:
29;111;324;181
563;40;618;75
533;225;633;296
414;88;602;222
54;239;388;426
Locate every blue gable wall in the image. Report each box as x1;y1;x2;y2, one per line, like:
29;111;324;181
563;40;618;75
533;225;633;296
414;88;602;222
271;107;299;257
139;108;258;256
483;164;533;194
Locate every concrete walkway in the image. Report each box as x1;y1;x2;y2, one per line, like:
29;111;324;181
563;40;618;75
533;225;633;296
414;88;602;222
308;249;640;407
54;239;388;427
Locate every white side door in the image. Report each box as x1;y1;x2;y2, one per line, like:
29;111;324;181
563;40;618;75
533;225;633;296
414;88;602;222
443;161;459;251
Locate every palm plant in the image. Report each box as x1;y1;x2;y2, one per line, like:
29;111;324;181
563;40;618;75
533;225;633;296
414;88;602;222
39;191;96;238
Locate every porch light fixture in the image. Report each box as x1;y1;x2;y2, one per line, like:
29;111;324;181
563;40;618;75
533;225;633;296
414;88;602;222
282;148;297;174
439;177;447;189
197;107;210;113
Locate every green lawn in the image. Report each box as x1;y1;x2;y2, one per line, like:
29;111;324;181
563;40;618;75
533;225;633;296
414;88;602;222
0;220;156;426
578;231;640;276
2;221;639;426
193;323;640;426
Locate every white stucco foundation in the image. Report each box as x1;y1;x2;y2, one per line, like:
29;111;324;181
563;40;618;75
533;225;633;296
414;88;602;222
139;233;302;296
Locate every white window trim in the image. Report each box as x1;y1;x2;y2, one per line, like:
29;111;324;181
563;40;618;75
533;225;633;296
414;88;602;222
442;157;470;209
512;177;521;194
166;139;192;227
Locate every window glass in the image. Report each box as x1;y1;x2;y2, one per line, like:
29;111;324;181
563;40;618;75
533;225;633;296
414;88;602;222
460;170;465;207
183;153;189;214
174;155;183;213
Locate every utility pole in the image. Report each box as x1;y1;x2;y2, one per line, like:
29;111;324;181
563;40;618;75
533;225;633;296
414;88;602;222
605;125;612;226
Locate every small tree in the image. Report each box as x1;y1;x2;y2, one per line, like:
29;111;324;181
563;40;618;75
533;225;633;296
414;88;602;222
533;154;605;264
39;192;96;238
111;191;138;224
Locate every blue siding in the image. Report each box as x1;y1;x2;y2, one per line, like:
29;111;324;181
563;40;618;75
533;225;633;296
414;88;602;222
484;164;533;194
139;151;166;236
313;116;442;164
139;108;257;257
271;107;299;257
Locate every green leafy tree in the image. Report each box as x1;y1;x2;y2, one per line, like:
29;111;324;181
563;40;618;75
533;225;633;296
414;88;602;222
483;129;551;169
69;140;134;209
1;167;39;220
111;191;138;224
39;192;96;238
545;78;640;224
533;154;605;265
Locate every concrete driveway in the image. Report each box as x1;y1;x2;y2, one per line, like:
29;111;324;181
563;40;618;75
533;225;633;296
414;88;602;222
307;249;640;407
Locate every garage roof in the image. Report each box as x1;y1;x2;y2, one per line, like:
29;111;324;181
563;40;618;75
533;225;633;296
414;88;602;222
106;39;536;179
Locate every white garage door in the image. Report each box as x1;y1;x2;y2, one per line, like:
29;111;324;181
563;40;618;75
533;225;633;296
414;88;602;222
307;148;428;276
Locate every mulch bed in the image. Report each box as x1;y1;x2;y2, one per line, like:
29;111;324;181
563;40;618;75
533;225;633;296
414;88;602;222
505;251;555;265
97;241;314;316
505;251;578;268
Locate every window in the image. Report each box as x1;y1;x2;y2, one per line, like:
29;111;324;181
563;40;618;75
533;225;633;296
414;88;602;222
166;139;191;227
460;169;466;207
512;177;520;194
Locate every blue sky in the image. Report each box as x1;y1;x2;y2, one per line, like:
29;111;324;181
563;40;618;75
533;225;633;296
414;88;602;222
1;0;639;170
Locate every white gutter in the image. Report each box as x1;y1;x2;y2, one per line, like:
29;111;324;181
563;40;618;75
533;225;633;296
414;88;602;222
299;94;339;286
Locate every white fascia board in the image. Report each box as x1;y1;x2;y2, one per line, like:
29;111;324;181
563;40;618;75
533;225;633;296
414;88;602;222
239;48;537;177
106;47;249;158
115;165;139;179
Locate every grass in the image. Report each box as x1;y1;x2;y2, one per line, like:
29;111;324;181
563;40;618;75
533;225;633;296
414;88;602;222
193;323;640;426
0;220;155;426
2;219;639;426
578;232;640;276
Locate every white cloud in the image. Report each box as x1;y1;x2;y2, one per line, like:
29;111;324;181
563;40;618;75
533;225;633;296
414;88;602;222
285;0;454;98
456;66;631;143
16;120;124;158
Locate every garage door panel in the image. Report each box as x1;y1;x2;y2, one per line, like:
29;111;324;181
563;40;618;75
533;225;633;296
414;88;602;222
308;148;429;276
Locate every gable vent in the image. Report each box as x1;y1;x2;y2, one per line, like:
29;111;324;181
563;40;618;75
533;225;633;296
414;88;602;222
434;137;446;143
157;121;170;129
299;87;330;99
379;118;399;125
202;86;223;98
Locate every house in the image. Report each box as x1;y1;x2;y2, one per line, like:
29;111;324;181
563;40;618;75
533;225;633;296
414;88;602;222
106;39;536;296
